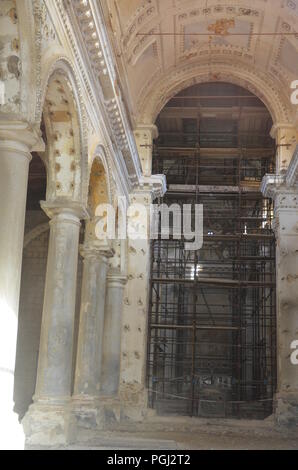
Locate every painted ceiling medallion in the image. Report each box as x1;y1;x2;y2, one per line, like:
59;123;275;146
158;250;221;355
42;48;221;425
208;19;235;36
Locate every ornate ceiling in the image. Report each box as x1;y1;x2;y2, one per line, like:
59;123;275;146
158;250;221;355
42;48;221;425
102;0;298;125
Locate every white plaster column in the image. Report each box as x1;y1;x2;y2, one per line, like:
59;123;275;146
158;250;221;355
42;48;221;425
271;124;298;174
134;125;158;177
101;274;127;396
0;126;42;450
262;176;298;427
74;243;113;400
23;201;88;446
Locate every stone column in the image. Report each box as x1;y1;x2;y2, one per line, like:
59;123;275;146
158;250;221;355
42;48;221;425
23;201;88;446
134;125;158;177
73;243;113;401
0;126;42;450
119;176;166;419
101;274;127;396
262;175;298;427
271;124;298;174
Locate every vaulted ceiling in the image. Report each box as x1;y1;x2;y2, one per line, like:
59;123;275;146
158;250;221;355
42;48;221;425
102;0;298;126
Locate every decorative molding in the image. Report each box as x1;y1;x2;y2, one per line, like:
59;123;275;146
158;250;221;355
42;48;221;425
40;199;90;220
60;0;142;189
138;59;293;125
0;121;44;151
261;174;285;199
138;174;167;200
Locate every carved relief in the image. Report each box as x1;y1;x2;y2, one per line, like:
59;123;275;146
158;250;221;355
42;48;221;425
0;0;21;113
39;1;60;52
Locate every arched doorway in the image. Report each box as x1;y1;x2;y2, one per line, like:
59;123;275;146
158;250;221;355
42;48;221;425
147;82;277;419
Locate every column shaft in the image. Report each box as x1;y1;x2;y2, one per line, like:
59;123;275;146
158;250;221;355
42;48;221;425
34;207;82;401
262;175;298;427
74;248;109;397
101;276;126;396
0;140;31;449
274;195;298;425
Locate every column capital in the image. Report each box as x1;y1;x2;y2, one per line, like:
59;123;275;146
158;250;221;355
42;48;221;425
0;121;45;153
137;174;167;201
134;124;159;140
270;124;298;174
80;240;115;260
134;124;159;177
107;273;128;287
270;122;297;139
261;174;285;199
261;174;298;213
40;200;90;221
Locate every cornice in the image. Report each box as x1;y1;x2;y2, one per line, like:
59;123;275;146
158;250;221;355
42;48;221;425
44;0;131;202
261;166;298;202
58;0;142;189
261;174;285;199
138;174;167;200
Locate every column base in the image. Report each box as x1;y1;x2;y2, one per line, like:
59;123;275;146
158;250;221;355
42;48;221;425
275;392;298;428
118;384;153;423
22;399;72;447
69;396;122;443
71;396;101;431
71;396;122;429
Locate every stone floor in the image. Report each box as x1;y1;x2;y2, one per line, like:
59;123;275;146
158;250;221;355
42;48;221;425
27;417;298;450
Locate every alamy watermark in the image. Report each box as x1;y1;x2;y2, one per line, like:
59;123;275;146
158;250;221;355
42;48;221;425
291;80;298;105
94;197;203;251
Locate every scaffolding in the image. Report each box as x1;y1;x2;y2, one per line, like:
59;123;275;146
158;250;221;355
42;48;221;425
147;145;277;419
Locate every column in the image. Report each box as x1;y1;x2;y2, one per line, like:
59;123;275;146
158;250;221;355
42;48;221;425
119;177;166;416
23;201;88;446
74;243;113;401
262;175;298;426
0;127;42;450
134;125;158;177
101;274;127;396
271;123;298;174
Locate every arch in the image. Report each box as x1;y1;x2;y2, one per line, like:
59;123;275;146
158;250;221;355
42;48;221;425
23;223;50;249
88;157;110;214
38;58;89;204
84;149;114;244
89;143;114;207
138;59;294;127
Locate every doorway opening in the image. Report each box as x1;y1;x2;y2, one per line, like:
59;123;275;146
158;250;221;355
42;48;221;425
147;82;277;419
